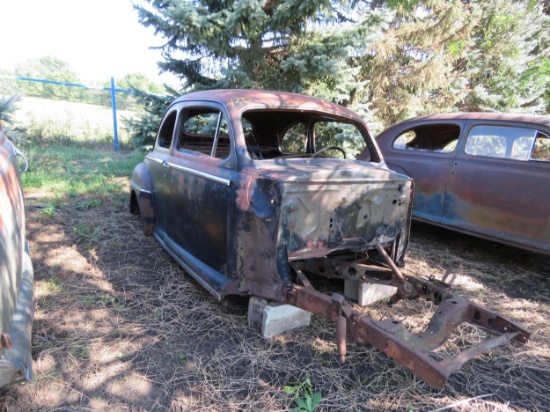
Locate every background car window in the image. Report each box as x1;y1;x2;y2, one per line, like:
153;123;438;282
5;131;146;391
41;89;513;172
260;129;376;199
465;125;537;160
511;135;536;160
178;109;230;158
530;132;550;161
157;110;177;149
392;124;460;153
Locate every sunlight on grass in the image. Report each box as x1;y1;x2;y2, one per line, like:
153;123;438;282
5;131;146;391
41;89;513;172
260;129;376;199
21;144;144;197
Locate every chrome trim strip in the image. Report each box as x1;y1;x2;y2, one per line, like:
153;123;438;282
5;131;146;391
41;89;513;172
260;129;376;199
147;156;164;164
167;162;231;186
130;180;151;194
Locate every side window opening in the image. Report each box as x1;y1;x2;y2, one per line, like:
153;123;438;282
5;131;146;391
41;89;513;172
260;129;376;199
530;132;550;162
393;124;460;153
465;125;538;160
177;108;230;159
157;110;177;149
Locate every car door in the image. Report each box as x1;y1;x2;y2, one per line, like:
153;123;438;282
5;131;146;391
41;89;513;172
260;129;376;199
165;103;236;273
442;121;550;252
378;121;464;223
146;107;179;241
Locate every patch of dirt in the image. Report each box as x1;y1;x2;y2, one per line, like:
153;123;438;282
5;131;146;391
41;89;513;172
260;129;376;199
1;188;549;411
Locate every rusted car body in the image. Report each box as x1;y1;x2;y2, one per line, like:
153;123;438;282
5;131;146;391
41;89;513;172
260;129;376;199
0;123;34;388
130;91;530;388
376;113;550;255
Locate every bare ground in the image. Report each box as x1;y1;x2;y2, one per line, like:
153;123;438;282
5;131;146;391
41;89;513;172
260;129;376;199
1;182;550;411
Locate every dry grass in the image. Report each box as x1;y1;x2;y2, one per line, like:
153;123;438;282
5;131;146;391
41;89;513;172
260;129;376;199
1;177;549;411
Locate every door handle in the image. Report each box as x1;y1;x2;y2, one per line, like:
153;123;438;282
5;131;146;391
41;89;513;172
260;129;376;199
162;161;170;168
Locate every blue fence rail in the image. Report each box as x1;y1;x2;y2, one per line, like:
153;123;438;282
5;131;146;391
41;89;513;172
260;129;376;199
0;75;135;151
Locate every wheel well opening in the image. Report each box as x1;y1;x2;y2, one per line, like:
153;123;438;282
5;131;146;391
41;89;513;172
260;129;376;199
129;191;140;215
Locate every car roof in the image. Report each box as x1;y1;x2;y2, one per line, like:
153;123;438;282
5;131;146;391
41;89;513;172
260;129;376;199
394;112;550;128
172;89;365;123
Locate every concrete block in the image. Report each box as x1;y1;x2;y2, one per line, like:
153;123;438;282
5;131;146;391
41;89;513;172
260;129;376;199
248;297;268;331
358;282;396;306
344;279;359;301
248;297;312;338
345;279;396;306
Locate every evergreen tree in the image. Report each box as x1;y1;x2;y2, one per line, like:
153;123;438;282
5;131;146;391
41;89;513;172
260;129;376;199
359;0;550;127
135;0;391;104
133;0;549;140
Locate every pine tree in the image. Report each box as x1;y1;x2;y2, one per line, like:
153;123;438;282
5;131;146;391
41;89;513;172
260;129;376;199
359;0;550;128
132;0;549;141
135;0;391;104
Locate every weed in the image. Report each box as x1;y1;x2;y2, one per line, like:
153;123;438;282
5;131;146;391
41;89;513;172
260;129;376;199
40;203;57;217
79;347;89;358
80;293;116;307
37;278;64;297
178;354;186;362
72;223;101;244
283;374;322;412
35;372;61;382
76;198;102;210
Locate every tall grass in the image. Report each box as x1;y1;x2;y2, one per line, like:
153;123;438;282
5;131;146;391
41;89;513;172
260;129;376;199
13;96;139;148
12;97;147;197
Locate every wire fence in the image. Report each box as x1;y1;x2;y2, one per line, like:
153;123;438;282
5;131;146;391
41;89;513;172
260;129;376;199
0;75;135;151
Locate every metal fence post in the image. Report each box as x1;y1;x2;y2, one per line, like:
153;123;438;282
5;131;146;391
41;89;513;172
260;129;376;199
110;77;119;152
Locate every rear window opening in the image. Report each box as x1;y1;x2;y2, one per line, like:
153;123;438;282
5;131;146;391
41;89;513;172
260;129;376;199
242;110;376;161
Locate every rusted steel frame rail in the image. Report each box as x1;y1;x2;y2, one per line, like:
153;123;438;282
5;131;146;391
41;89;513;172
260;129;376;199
286;280;530;388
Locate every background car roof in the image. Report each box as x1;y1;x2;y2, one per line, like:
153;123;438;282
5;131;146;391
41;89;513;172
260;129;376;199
172;89;365;123
393;112;550;128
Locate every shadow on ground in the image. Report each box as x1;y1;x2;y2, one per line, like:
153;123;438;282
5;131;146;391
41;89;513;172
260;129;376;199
1;190;549;411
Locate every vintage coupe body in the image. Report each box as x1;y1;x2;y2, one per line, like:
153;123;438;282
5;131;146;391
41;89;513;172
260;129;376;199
130;91;530;388
0;124;33;388
376;113;550;255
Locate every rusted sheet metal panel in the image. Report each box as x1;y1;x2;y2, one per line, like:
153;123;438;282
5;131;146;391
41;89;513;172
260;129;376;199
232;175;289;301
377;113;550;254
0;140;25;335
287;272;530;389
0;128;34;387
130;91;531;389
177;89;368;126
410;112;550;127
279;180;411;260
443;153;550;252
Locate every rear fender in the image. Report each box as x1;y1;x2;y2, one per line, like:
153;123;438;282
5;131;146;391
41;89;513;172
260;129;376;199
130;163;155;236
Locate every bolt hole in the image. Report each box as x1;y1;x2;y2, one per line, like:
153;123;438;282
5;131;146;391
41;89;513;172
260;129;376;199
349;267;357;276
392;199;397;204
392;321;399;324
451;301;457;304
363;214;368;219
